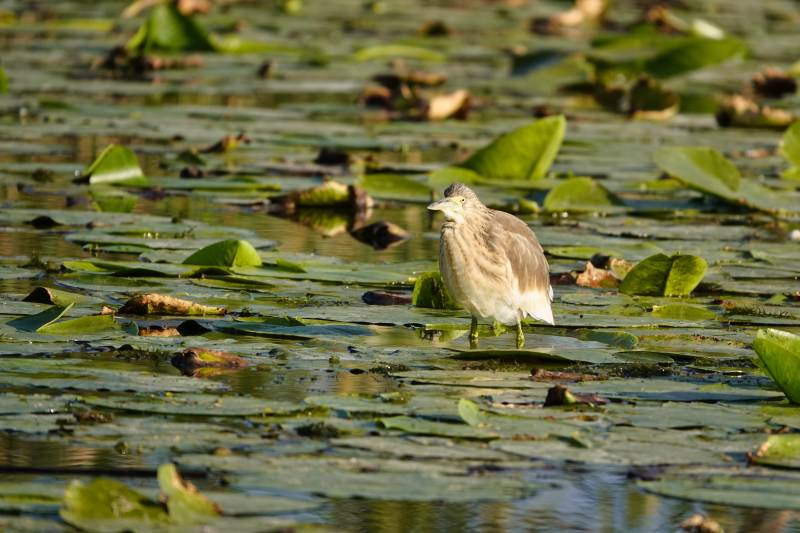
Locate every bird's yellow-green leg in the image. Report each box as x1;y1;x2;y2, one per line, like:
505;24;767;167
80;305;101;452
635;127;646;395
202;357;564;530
516;321;525;349
469;316;479;346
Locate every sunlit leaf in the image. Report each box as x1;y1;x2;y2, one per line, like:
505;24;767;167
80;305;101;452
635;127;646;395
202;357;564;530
753;328;800;404
458;116;566;181
79;145;148;186
183;239;263;268
619;253;707;297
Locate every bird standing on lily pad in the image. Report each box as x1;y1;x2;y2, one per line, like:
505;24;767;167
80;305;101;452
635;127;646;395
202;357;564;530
428;183;554;348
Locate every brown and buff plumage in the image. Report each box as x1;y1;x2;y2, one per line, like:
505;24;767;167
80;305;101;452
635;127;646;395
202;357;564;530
429;183;553;347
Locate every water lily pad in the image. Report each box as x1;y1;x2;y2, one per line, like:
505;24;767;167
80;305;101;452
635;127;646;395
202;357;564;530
126;2;216;54
542;176;622;212
79;144;147;186
753;328;800;404
619;253;707;297
751;434;800;469
643;37;747;78
458;116;566;181
183;240;263;268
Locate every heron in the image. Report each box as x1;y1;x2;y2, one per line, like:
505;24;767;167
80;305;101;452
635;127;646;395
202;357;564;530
427;183;554;348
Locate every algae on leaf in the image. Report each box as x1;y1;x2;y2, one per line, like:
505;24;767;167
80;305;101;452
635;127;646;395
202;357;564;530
411;271;460;310
458;116;566;181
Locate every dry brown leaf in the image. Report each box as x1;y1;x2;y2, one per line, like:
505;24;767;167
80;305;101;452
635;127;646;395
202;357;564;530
119;294;227;316
171;348;246;376
576;261;619;288
752;67;797;99
426;89;471;120
138;325;181;337
679;514;724;533
716;94;795;129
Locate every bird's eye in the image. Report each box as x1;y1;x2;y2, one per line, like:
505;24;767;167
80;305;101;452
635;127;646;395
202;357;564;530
460;197;465;204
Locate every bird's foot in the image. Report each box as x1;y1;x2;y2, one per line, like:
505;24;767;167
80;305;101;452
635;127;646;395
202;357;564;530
469;316;479;348
515;322;525;349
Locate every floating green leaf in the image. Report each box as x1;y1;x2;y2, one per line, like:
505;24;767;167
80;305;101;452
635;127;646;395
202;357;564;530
411;271;459;310
354;44;445;62
643;37;747;78
22;287;87;306
458;116;566;181
37;314;120;335
360;174;432;203
79;145;147;186
753;328;800;404
654;146;741;198
457;398;486;427
183;239;263;268
652;303;716;321
126;2;216;54
751;434;800;469
7;304;73;332
60;478;168;532
157;463;220;525
543;176;622;212
619;253;707;297
780;121;800;179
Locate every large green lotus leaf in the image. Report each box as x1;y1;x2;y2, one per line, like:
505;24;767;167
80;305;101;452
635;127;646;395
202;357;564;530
158;463;220;525
183;240;263;268
359;173;432;203
542;176;623;212
59;478;169;532
81;144;148;186
353;44;445;62
751;434;800;469
653;146;740;198
753;328;800;404
411;271;459;310
639;468;800;510
619;253;706;296
643;37;747;78
458;116;566;181
428;166;484;186
127;2;216;53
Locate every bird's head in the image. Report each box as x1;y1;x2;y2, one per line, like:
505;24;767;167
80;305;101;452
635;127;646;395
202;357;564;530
427;183;482;225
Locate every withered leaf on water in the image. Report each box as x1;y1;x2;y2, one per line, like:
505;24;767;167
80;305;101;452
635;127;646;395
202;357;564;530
119;294;227;316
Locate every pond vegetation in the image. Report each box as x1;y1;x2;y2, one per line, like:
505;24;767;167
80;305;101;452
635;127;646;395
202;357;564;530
1;0;800;531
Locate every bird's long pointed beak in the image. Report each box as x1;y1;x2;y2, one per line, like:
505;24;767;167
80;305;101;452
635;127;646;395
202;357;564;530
427;198;450;211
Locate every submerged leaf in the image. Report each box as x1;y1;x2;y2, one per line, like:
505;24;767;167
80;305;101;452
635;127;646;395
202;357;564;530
753;328;800;404
79;145;147;186
182;239;263;268
458;116;566;181
619;253;707;297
